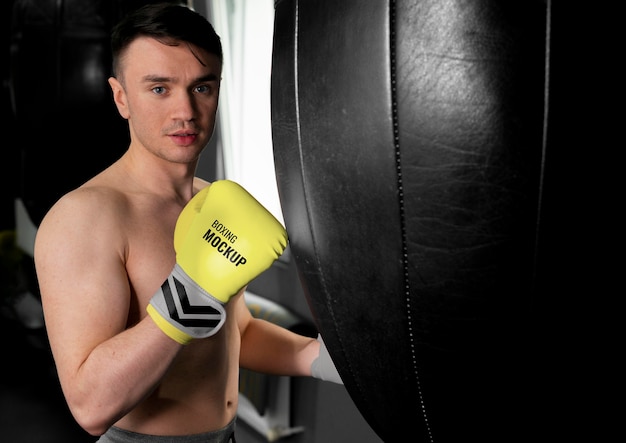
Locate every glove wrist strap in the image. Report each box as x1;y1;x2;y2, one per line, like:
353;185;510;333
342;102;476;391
148;264;226;344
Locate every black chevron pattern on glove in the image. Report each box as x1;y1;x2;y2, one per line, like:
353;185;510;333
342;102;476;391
160;276;223;328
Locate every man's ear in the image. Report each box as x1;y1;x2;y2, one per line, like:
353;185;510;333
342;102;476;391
108;77;130;119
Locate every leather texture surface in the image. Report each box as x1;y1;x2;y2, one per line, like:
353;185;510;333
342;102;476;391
271;1;549;441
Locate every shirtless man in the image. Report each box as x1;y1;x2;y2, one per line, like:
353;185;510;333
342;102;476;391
34;3;341;442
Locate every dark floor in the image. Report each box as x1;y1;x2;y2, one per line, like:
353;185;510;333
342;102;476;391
0;315;96;443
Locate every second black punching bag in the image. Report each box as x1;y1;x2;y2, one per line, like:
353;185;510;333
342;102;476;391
9;0;130;226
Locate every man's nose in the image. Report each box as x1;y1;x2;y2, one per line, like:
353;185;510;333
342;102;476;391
171;91;196;121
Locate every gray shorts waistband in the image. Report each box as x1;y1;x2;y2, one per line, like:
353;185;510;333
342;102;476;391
96;418;236;443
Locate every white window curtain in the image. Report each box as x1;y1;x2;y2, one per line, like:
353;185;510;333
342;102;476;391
203;0;283;225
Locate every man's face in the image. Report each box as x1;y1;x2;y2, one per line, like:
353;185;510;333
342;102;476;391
109;36;222;164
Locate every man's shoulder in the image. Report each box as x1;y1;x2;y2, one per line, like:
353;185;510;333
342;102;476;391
59;184;128;213
38;183;129;236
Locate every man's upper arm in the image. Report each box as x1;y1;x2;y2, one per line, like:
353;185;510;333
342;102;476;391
34;190;131;378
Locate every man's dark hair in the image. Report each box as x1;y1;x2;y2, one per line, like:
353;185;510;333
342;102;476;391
111;2;223;77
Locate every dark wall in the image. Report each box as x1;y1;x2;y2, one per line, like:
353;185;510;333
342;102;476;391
1;0;18;231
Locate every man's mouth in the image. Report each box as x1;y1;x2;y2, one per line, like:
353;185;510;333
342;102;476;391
170;133;198;146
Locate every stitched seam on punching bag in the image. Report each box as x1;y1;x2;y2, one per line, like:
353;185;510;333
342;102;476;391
533;0;551;296
389;1;433;441
294;0;348;386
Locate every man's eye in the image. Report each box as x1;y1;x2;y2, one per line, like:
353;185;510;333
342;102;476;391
152;86;166;95
195;85;210;94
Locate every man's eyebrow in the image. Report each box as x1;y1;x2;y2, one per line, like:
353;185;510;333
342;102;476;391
141;75;171;83
196;73;219;82
141;74;219;83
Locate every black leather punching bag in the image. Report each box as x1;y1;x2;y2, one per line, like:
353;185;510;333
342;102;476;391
9;0;130;226
271;1;549;441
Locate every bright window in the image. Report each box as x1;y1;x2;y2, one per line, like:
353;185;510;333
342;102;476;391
200;0;283;225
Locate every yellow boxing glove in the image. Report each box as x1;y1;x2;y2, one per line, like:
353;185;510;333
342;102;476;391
147;180;288;344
